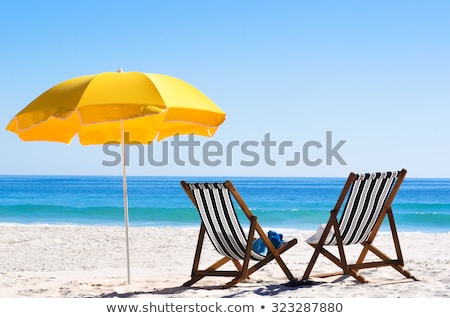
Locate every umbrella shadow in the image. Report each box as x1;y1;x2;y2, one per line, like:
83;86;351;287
97;286;191;298
98;290;155;298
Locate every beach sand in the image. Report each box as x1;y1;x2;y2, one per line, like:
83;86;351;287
0;225;449;298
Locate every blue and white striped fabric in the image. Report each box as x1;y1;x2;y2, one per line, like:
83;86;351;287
326;171;398;245
185;182;266;261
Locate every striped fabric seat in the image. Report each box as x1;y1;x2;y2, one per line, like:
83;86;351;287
181;180;298;288
301;169;417;284
185;182;265;261
326;171;398;245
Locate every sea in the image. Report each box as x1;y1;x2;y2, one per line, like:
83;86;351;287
0;175;449;233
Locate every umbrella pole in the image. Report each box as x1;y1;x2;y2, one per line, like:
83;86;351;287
121;123;131;284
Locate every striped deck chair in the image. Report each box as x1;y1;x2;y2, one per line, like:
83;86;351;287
181;180;298;288
302;169;417;284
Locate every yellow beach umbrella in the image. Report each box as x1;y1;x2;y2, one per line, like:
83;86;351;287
6;70;226;283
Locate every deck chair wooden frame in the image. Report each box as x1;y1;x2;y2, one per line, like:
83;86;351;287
302;169;417;284
181;180;298;288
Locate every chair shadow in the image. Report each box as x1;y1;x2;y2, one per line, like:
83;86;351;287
251;280;324;297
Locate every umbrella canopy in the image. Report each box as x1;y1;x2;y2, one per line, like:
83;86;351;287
7;71;226;144
6;70;226;283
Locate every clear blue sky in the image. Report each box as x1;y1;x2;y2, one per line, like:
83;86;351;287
1;0;449;178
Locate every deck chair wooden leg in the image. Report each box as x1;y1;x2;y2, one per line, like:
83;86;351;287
183;256;232;287
183;224;207;286
190;224;206;276
303;244;369;282
247;239;298;279
241;217;258;281
302;219;340;281
302;243;322;281
224;239;299;288
353;208;417;281
225;218;257;289
364;244;417;281
231;259;243;271
384;208;417;280
272;239;298;281
387;207;405;266
183;223;235;287
391;265;417;281
224;217;260;288
224;275;245;289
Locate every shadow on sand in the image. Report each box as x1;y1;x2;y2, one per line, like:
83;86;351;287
97;280;323;298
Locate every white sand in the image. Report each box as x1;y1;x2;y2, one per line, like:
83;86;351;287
0;225;449;298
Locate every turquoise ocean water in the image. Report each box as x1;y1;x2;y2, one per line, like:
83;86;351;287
0;175;449;233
